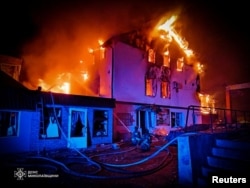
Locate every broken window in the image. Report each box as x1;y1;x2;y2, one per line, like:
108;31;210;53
163;50;170;67
40;107;61;139
145;78;157;97
176;57;184;71
0;111;18;137
161;81;170;98
160;66;171;98
148;49;155;63
93;110;108;137
70;110;86;137
145;65;159;97
171;112;183;127
156;109;170;125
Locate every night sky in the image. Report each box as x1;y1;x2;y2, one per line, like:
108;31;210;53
1;0;249;108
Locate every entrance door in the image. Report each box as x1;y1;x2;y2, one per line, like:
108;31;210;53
137;110;156;134
68;108;87;148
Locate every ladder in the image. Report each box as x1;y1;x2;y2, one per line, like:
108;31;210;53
36;94;45;138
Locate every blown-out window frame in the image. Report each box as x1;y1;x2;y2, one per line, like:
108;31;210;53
0;110;19;137
39;107;62;139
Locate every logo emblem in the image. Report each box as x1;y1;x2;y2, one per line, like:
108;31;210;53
14;168;27;180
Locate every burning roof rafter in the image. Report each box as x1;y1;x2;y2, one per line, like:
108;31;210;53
24;13;206;97
117;14;203;74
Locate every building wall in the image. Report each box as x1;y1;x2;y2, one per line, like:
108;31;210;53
1;105;113;154
0;111;34;154
29;107;68;152
97;41;202;143
87;107;113;145
30;105;114;152
113;102;202;142
112;42;147;102
110;42;200;108
113;103;139;141
99;48;112;98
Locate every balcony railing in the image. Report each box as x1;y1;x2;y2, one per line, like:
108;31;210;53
185;105;250;133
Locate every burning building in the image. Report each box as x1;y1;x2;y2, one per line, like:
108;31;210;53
0;14;213;153
1;4;250;186
99;15;205;140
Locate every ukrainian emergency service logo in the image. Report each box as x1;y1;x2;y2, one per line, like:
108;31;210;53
14;168;27;180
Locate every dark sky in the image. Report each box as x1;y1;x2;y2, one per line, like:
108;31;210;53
1;0;249;107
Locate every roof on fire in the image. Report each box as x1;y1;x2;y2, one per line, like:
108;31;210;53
0;70;115;110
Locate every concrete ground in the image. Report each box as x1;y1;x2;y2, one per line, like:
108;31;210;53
0;137;179;187
1;126;249;187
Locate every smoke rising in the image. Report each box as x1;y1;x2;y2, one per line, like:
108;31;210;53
20;1;180;91
3;0;247;107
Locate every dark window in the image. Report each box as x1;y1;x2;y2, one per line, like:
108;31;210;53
40;107;61;139
70;110;86;137
93;110;108;137
171;112;183;127
0;111;18;137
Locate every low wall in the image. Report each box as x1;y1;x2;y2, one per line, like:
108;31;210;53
177;132;231;187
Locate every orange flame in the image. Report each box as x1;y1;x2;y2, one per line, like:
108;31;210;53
98;39;104;46
158;15;193;58
88;48;94;54
81;71;89;81
59;82;70;94
198;93;216;114
158;15;177;31
37;73;72;94
196;62;204;74
157;15;213;111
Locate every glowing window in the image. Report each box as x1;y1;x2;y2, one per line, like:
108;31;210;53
176;57;184;71
148;49;155;63
161;81;170;98
163;50;170;67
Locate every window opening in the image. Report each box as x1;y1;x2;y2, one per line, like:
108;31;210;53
0;111;18;137
40;107;61;139
93;110;108;137
176;57;184;71
171;112;183;127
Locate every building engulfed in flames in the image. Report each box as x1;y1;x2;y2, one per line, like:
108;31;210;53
22;15;214;114
0;14;216;141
